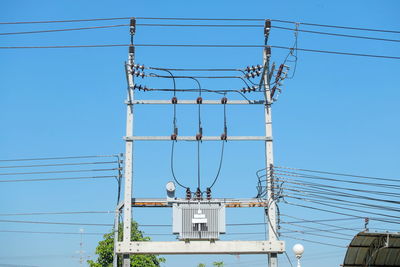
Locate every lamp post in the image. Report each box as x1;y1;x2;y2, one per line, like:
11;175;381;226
292;244;304;267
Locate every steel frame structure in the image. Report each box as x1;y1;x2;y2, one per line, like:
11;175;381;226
114;19;283;267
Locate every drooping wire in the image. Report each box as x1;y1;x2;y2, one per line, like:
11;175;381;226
282;23;298;79
194;77;203;191
158;69;188;190
209;96;227;189
170;142;187;189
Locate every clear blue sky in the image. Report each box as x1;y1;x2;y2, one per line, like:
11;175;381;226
1;1;400;267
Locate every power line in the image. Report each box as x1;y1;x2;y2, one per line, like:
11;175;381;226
0;161;118;169
1;16;399;34
0;175;116;183
275;166;400;183
281;234;347;248
0;154;119;162
0;24;128;36
0;43;399;60
273;25;400;43
0;211;114;216
0;219;113;226
0;230;104;235
2;23;399;44
0;168;119;176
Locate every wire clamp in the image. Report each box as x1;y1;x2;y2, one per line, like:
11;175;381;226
171;96;178;104
196;96;203;104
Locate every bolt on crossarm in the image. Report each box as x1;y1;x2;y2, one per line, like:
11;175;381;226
263;19;279;267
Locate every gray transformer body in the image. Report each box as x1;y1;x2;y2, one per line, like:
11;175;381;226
172;202;226;240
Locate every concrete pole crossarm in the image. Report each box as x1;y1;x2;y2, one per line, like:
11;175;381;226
116;240;285;255
125;136;272;141
131;198;269;208
128;99;266;105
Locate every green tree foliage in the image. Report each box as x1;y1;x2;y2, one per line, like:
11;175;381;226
88;221;165;267
213;262;224;267
197;264;206;267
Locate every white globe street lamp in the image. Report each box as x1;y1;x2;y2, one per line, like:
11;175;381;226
292;243;304;267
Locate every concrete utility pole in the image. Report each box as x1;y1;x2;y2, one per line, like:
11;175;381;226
121;18;136;267
263;20;279;267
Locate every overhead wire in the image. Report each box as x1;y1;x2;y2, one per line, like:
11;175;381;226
0;154;118;162
1;43;399;60
0;175;117;183
1;16;399;34
0;24;128;36
0;161;118;169
281;234;347;248
275;166;400;184
0;167;119;176
0;211;115;216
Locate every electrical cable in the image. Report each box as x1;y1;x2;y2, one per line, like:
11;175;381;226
276;177;400;203
0;175;117;183
0;24;128;36
0;154;118;162
273;25;400;43
281;216;362;224
0;211;114;216
1;43;398;60
284;200;400;225
281;214;362;232
280;226;351;241
281;234;346;248
1;16;399;34
0;168;119;176
0;230;105;235
274;170;400;189
0;161;118;169
208;102;226;189
278;183;400;210
275;175;400;197
0;219;113;226
275;166;400;184
170;141;187;189
284;195;400;220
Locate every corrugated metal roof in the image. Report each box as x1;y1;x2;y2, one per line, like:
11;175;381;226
343;232;400;267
